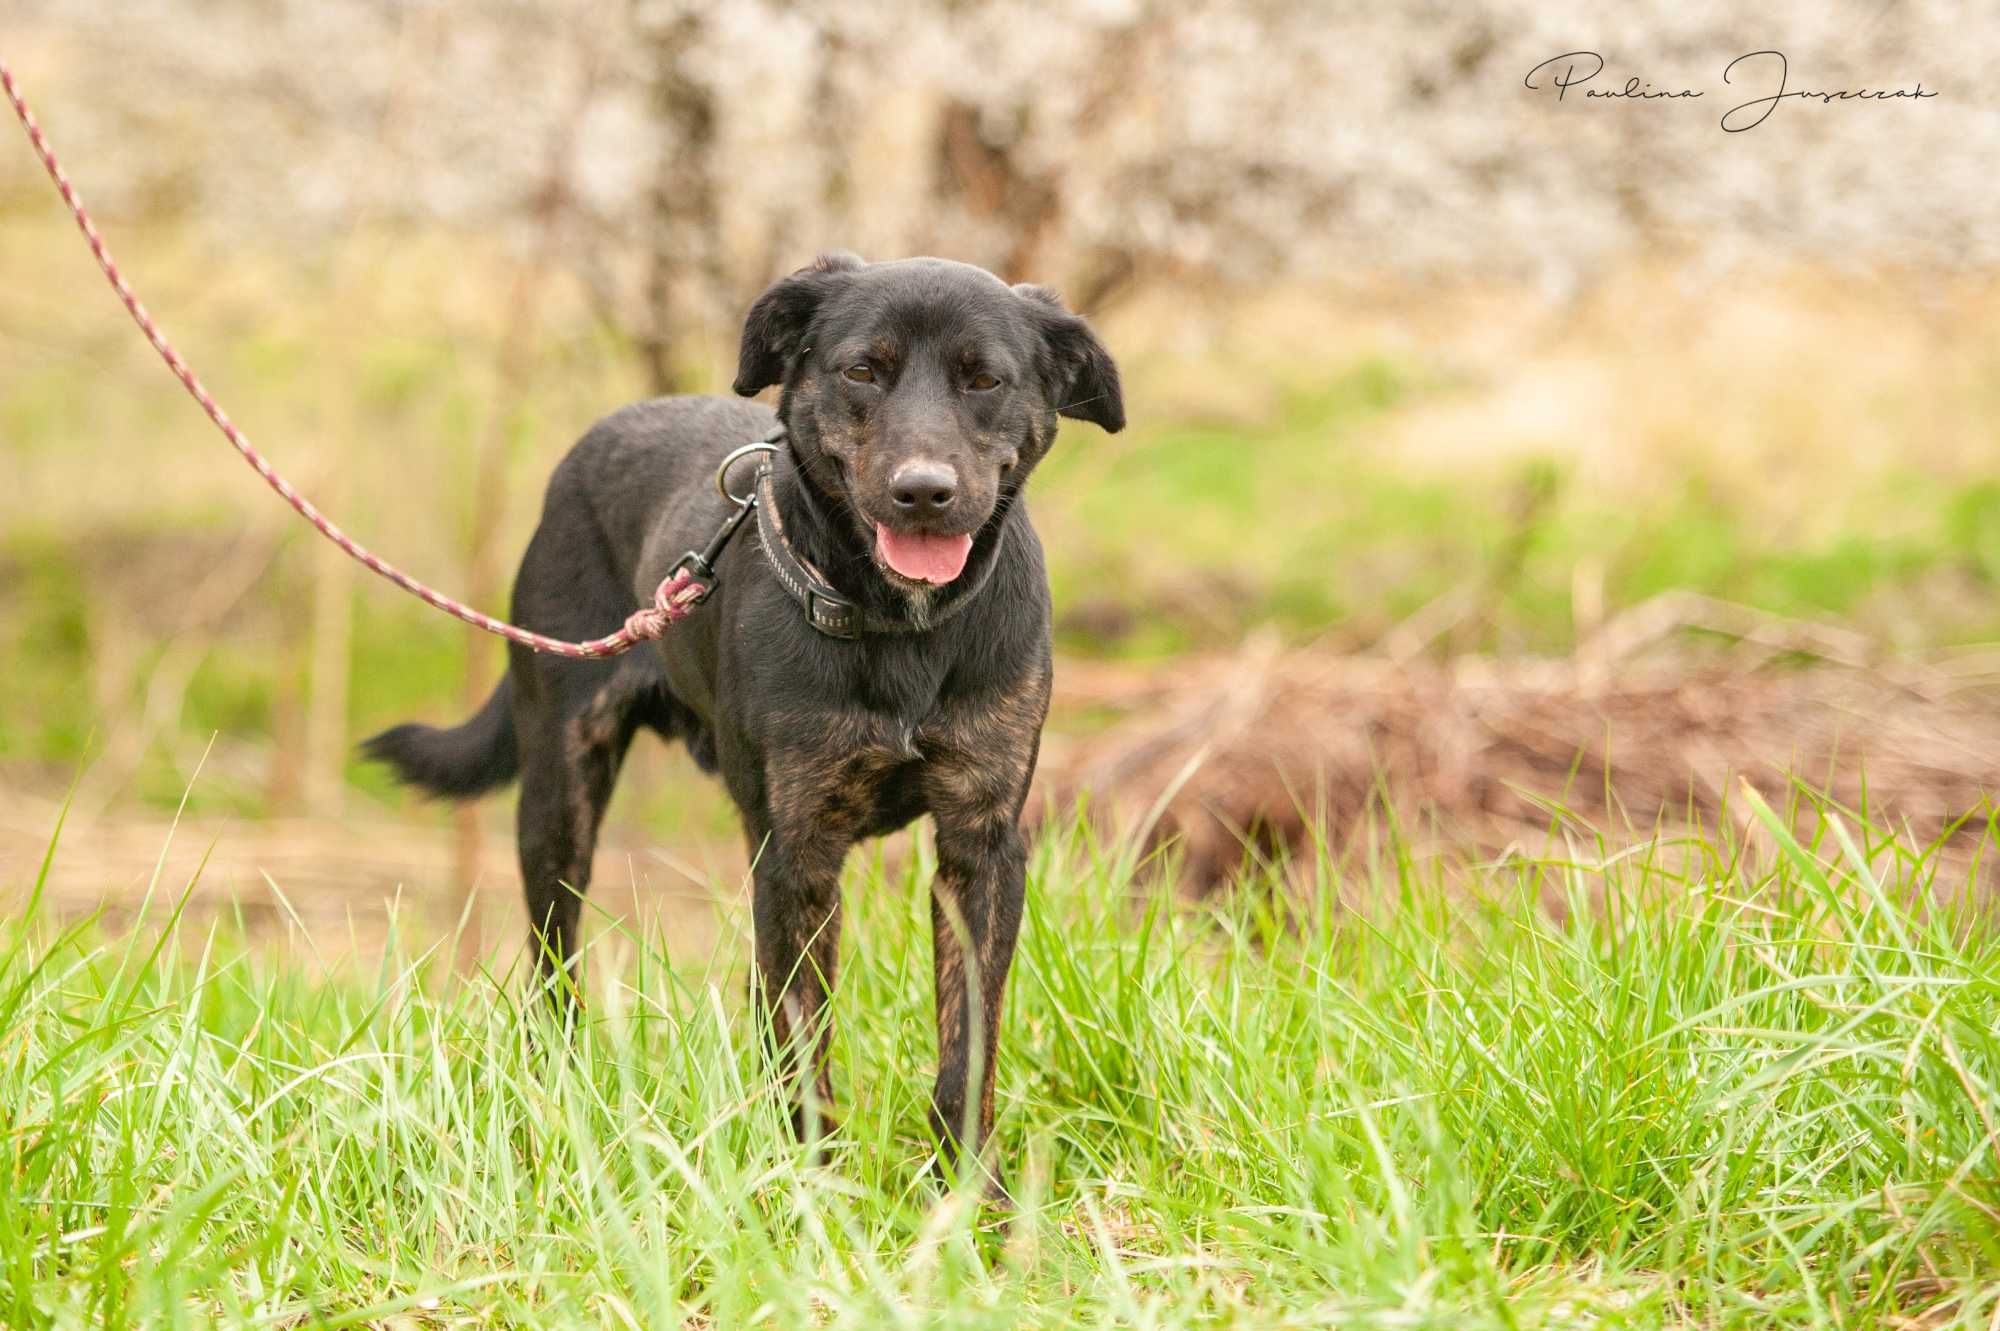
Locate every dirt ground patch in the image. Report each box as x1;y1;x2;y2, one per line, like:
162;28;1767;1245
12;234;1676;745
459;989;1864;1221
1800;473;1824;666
0;790;744;971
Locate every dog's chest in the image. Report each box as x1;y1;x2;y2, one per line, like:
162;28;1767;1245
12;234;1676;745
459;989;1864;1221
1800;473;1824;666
763;684;1040;841
763;707;926;839
795;707;954;793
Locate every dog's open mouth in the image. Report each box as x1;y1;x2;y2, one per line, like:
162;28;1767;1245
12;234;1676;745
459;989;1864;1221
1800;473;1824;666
874;524;973;584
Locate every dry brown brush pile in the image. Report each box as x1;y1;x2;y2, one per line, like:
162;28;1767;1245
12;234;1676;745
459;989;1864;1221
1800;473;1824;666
1037;596;2000;891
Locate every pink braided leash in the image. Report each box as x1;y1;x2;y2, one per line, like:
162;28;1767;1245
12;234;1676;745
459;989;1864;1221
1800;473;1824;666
1;59;699;658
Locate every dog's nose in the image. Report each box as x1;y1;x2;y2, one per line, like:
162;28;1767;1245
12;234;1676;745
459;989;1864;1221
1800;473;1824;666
889;461;958;513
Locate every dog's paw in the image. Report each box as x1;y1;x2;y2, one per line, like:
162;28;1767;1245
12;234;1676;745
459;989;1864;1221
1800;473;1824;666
976;1171;1015;1215
923;1149;1012;1213
790;1100;844;1156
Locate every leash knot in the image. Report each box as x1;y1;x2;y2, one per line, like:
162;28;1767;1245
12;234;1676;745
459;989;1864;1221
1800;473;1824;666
619;569;702;644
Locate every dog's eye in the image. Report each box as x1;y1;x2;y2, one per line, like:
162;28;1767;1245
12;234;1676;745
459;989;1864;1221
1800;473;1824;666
966;372;999;392
843;364;876;385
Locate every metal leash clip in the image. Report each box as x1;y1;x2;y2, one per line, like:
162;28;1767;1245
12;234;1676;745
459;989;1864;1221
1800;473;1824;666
667;434;784;603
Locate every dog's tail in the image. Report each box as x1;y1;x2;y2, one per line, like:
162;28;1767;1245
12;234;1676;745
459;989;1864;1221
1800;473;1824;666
361;675;519;800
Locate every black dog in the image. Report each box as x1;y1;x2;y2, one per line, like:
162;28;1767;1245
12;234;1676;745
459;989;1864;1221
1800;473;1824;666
365;254;1123;1185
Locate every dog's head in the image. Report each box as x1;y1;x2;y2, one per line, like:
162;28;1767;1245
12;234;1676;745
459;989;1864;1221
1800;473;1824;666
733;253;1123;588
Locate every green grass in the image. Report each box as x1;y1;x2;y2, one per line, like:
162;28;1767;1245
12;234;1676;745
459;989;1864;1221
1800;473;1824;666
5;790;2000;1327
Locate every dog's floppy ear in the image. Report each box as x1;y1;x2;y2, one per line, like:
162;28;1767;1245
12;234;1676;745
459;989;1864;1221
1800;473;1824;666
733;252;865;397
1012;283;1125;433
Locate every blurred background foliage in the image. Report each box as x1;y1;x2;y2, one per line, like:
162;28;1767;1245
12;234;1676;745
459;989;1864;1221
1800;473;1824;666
1;0;1996;904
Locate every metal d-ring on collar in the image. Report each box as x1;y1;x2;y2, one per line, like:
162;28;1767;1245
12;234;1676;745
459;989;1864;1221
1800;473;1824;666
715;437;781;504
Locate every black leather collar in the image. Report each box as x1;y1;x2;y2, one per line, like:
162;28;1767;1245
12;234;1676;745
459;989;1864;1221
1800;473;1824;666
751;452;1008;640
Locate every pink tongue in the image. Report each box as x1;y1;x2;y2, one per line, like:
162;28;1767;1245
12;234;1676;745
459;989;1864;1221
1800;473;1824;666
875;525;974;584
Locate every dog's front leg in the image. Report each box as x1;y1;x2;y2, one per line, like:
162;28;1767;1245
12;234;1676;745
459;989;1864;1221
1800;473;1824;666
928;809;1028;1196
746;810;849;1147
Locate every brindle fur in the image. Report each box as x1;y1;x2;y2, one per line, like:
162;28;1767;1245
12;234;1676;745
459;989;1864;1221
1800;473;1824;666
364;254;1123;1191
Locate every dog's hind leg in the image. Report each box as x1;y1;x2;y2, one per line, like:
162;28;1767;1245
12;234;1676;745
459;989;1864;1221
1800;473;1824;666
512;652;655;1010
